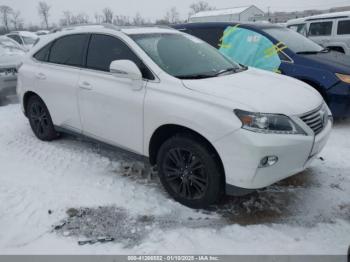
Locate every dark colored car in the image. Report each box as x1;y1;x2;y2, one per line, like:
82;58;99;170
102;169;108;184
173;22;350;118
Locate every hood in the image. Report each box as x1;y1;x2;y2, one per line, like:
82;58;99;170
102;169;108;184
298;51;350;74
0;53;24;68
182;68;323;115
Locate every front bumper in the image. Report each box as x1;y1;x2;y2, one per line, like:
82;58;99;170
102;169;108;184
326;82;350;118
215;117;332;190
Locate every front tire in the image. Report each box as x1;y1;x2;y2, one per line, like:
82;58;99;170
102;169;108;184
157;134;224;209
27;95;59;141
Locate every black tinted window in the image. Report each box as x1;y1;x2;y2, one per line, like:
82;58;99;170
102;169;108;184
338;20;350;35
87;34;154;80
33;43;51;62
186;27;224;48
49;34;88;67
309;22;333;36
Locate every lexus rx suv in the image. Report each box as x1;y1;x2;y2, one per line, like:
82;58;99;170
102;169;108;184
17;25;332;208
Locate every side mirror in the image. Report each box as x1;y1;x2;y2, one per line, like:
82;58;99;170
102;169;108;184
109;60;142;81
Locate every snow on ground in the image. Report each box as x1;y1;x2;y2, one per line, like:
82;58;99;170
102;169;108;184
0;103;349;255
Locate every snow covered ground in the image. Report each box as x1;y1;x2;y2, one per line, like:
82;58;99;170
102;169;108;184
0;103;349;255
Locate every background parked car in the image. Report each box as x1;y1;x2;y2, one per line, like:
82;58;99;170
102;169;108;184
173;22;350;118
35;30;50;36
5;31;39;51
0;36;26;104
287;11;350;55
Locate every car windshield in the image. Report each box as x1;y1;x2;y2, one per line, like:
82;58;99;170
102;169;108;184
0;38;25;55
130;33;241;79
22;36;38;45
263;27;323;54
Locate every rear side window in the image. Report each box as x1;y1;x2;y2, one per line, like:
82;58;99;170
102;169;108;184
33;43;51;62
86;34;154;80
49;34;89;67
337;20;350;35
309;21;333;36
187;27;225;48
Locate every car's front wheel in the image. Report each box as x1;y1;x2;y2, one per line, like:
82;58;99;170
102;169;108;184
27;95;59;141
157;134;224;209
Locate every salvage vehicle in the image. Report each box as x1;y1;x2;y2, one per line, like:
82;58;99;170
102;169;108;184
17;25;332;208
173;22;350;118
0;36;26;97
6;31;39;51
287;11;350;55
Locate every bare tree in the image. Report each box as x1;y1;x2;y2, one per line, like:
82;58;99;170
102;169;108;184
72;13;89;24
60;10;72;26
94;12;103;23
113;15;131;26
0;5;13;32
189;1;215;16
133;12;145;25
37;1;51;29
11;10;23;30
164;7;180;24
102;7;113;23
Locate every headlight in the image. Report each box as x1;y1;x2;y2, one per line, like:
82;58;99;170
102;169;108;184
336;73;350;84
234;109;306;135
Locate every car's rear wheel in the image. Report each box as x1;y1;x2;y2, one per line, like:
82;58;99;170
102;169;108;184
27;95;59;141
157;134;223;208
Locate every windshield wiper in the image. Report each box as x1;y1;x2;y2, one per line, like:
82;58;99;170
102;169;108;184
176;74;216;79
296;48;330;55
215;67;237;76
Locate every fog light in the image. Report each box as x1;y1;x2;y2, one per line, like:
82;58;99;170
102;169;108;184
259;156;278;168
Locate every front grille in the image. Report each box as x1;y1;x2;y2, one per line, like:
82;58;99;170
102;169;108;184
300;105;327;135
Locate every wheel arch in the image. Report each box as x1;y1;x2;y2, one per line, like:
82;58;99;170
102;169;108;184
148;124;226;183
23;91;42;117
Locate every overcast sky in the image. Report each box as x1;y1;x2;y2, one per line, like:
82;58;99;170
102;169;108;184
2;0;350;26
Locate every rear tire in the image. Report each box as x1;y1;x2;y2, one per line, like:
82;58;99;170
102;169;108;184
156;133;223;209
27;95;59;141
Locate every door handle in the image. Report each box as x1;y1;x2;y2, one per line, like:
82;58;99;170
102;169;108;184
36;72;46;80
79;81;92;90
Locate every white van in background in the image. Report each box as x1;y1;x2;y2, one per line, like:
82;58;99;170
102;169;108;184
287;11;350;55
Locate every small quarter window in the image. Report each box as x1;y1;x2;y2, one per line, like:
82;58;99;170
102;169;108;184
33;43;52;62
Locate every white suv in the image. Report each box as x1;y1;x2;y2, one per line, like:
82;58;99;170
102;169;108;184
17;25;332;208
287;11;350;55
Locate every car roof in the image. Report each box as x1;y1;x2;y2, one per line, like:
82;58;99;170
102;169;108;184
173;22;283;31
288;11;350;24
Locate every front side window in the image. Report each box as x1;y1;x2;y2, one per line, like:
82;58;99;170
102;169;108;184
86;34;153;80
22;36;38;45
337;20;350;35
188;27;226;48
263;27;323;53
131;33;240;79
309;21;333;36
48;34;89;67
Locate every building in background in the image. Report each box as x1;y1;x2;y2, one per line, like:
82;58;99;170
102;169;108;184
189;5;265;23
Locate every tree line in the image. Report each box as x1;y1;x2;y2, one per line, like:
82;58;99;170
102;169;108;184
0;1;215;34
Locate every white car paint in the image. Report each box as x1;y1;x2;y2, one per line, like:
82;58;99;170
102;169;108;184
17;25;332;192
6;31;39;51
287;12;350;55
0;36;26;92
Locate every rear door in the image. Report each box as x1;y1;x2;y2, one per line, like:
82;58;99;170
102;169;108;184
34;34;89;132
